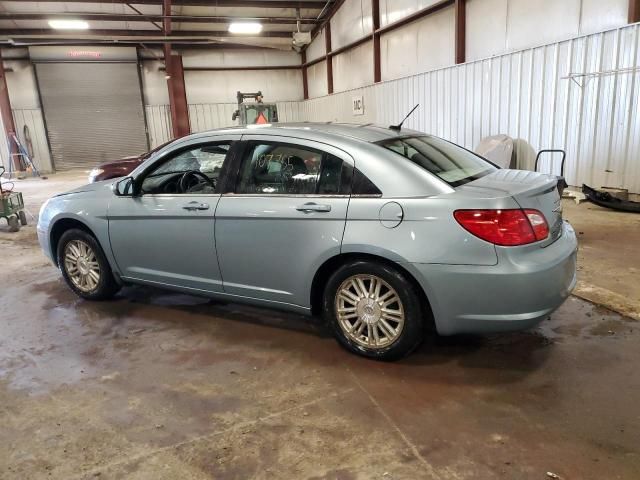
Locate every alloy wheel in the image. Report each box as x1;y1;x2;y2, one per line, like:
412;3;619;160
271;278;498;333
335;274;405;349
64;239;101;292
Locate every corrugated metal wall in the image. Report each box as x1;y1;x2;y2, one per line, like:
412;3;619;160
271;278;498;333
299;23;640;193
145;105;172;148
0;108;53;173
144;101;303;148
11;109;53;172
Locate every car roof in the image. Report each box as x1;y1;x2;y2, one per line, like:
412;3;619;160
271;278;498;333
192;122;424;144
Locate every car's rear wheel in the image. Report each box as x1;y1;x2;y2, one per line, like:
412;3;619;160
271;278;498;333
324;260;425;360
57;229;120;300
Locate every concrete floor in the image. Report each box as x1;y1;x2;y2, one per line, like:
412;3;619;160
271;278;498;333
1;172;639;479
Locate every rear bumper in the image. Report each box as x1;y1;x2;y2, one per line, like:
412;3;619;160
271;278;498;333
407;221;578;335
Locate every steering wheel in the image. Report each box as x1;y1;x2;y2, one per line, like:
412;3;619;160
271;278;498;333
179;170;215;193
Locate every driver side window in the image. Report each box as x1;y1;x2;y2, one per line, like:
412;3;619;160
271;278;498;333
141;143;231;195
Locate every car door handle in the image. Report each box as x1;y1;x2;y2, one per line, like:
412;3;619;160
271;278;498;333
296;202;331;213
183;201;210;211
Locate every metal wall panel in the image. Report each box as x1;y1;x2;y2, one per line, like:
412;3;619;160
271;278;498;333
379;0;444;27
187;101;303;133
380;6;455;81
581;0;629;35
144;101;303;147
330;0;373;49
300;23;640;193
181;49;300;68
307;61;328;98
466;0;629;62
332;40;374;92
11;109;53;173
306;28;326;62
145;105;172;148
185;69;303;104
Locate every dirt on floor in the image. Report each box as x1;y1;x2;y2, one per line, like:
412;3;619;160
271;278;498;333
563;197;640;320
0;173;639;479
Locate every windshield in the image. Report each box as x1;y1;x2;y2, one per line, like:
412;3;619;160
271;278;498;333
379;136;496;187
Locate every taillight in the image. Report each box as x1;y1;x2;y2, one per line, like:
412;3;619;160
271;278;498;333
453;209;549;246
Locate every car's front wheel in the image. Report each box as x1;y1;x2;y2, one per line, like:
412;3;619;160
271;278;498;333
57;228;120;300
323;260;426;360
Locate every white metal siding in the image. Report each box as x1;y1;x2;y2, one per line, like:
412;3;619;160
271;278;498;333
11;109;53;173
381;5;455;81
145;105;172;148
330;0;373;49
299;23;640;193
332;41;374;92
184;69;303;104
306;28;326;62
466;0;629;62
307;61;328;99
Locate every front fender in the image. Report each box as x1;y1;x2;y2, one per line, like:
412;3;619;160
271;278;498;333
39;194;120;275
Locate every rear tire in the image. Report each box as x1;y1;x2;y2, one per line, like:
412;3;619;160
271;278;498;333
18;210;27;226
56;228;120;300
323;260;425;361
7;215;19;232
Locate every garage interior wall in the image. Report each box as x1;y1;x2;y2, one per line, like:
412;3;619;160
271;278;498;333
141;48;304;147
302;0;639;193
0;0;637;192
3;54;53;173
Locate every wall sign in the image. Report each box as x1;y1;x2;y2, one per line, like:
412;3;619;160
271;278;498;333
28;46;138;62
352;95;364;116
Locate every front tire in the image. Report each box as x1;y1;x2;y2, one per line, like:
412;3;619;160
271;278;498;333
323;260;425;360
56;228;120;300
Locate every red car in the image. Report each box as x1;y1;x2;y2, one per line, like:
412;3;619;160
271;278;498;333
88;140;173;183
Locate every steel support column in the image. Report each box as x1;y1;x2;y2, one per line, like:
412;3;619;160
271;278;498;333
0;50;18;171
325;22;333;94
372;0;381;82
163;0;189;138
301;51;309;100
630;0;640;23
455;0;466;64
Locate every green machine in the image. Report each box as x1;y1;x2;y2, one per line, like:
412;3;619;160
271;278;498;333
0;166;27;232
231;91;279;126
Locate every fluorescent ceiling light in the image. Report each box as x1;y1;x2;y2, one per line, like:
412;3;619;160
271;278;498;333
48;19;90;30
228;22;262;34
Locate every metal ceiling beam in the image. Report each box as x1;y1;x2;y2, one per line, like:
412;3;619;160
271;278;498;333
0;29;293;38
0;13;318;25
0;0;329;8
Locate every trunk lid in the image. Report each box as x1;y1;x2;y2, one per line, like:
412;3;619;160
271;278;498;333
456;169;563;246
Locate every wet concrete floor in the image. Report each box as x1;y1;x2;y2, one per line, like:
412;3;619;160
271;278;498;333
0;173;639;479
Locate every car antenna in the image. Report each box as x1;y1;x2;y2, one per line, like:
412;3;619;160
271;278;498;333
389;104;419;132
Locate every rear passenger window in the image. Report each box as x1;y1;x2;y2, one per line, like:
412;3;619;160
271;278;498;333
352;168;382;196
235;142;352;195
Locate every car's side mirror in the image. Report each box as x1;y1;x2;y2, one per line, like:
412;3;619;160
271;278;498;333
114;176;134;196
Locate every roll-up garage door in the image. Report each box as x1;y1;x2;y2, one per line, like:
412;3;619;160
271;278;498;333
35;62;148;170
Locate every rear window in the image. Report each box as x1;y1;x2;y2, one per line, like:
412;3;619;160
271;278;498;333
379;136;496;187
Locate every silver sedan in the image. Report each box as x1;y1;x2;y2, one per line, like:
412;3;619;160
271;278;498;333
37;123;577;360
